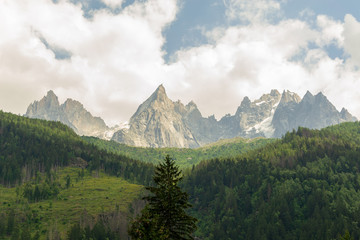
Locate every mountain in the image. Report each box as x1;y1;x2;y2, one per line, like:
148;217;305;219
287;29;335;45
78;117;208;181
271;90;356;137
112;85;199;148
25;90;117;139
25;87;357;148
113;85;356;147
218;89;282;138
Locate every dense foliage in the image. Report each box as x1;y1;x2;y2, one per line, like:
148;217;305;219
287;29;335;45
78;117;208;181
3;109;360;239
0;167;144;240
182;122;360;240
83;136;273;168
0;110;154;186
129;155;197;239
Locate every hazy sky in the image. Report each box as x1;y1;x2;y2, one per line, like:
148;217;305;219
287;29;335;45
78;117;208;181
1;0;360;126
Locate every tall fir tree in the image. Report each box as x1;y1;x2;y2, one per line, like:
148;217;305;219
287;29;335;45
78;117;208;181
129;155;197;240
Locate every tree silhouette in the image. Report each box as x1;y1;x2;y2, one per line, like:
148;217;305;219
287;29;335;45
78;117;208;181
129;155;197;239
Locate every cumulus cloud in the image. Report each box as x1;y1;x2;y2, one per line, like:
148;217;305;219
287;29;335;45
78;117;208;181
166;13;360;119
0;0;360;126
343;14;360;67
0;0;178;125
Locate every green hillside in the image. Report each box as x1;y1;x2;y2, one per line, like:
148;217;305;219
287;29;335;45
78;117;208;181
0;110;154;186
182;122;360;239
82;136;274;168
0;167;143;239
0;110;152;239
3;109;360;240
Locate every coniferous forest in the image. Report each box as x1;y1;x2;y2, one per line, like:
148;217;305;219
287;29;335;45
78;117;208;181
1;110;360;239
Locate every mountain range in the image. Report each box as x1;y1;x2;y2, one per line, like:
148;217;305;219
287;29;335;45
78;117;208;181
25;86;357;148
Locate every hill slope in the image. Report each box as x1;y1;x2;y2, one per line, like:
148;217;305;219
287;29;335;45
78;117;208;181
0;167;143;239
0;110;154;186
182;121;360;240
0;111;153;239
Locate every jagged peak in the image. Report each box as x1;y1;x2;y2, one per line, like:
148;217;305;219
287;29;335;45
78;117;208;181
240;96;251;107
46;90;56;97
63;98;84;110
155;84;165;95
301;90;315;103
304;90;314;98
279;90;301;104
186;100;198;109
131;85;172;119
270;89;280;97
315;91;327;99
340;107;348;114
340;107;356;121
150;84;169;102
40;90;60;108
185;100;201;116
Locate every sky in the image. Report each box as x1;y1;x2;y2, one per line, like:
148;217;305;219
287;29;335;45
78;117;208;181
0;0;360;126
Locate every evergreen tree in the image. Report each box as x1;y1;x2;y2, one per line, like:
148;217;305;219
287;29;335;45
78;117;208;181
129;155;197;240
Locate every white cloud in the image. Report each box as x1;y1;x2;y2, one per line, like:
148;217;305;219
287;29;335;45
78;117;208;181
0;0;360;127
166;15;360;119
0;0;178;125
316;15;344;48
343;14;360;67
102;0;124;9
224;0;283;23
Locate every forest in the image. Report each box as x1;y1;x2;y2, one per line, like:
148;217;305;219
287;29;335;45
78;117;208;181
183;123;360;239
1;109;360;239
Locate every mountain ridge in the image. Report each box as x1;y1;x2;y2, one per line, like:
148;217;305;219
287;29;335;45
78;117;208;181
25;90;117;139
25;86;357;148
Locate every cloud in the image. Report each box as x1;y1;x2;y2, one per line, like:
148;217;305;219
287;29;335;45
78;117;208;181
0;0;178;125
102;0;124;9
224;0;283;23
166;14;360;119
343;14;360;67
0;0;360;127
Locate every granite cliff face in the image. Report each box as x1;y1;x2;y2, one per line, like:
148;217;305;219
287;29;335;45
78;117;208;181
112;86;357;147
112;85;198;148
25;91;110;138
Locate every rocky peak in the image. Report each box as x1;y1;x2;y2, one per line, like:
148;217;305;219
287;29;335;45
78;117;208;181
25;90;61;117
62;99;84;112
340;108;357;121
257;90;281;104
132;84;173;119
152;84;167;102
45;90;60;107
302;91;315;104
279;90;301;104
315;92;326;100
270;89;280;97
186;101;198;113
235;96;252;115
113;85;199;148
25;90;111;139
240;96;251;107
